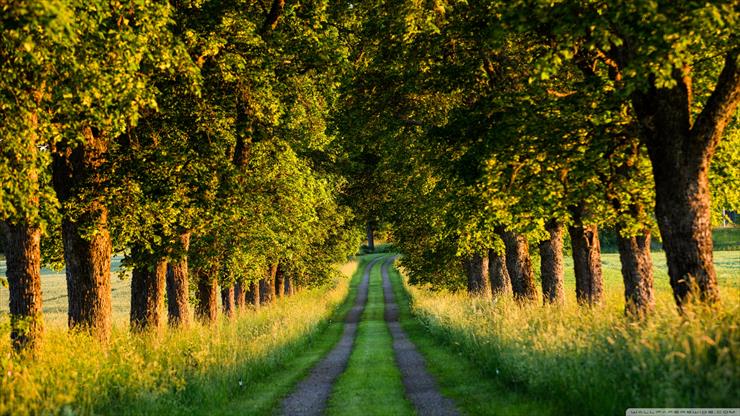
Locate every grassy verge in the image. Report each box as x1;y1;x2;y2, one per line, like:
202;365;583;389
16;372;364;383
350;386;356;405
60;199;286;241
386;261;557;415
327;255;414;416
0;260;359;416
403;262;740;415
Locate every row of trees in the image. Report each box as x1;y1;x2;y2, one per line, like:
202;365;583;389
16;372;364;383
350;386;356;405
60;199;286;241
1;0;361;351
338;0;739;315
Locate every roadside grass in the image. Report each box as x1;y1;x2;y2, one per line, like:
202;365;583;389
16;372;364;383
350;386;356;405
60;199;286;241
403;252;740;415
0;260;358;416
327;254;414;416
386;261;558;416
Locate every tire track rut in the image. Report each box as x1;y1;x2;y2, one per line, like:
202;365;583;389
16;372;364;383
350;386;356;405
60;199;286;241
382;256;460;416
280;256;382;416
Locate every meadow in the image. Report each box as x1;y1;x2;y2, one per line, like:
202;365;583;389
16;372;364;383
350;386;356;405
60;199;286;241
404;250;740;415
0;262;357;415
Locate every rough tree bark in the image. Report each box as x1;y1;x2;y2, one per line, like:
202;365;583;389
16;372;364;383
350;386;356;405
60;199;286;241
499;229;537;301
130;256;167;331
461;253;491;297
166;231;191;327
52;128;112;341
1;222;43;350
538;220;565;305
195;267;218;323
488;248;511;297
259;264;277;305
221;285;235;318
617;226;655;317
608;139;656;317
630;50;740;306
234;281;246;310
568;205;604;306
246;281;260;308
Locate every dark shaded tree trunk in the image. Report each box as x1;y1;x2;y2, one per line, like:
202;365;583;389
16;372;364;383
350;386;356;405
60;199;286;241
487;248;511;297
1;222;43;351
234;281;246;309
259;264;277;305
130;257;167;331
221;285;235;318
246;281;260;308
630;50;740;306
538;220;565;305
52;128;112;341
617;228;655;317
195;268;218;323
284;275;293;296
261;0;286;33
166;231;191;327
461;253;491;297
275;264;285;299
499;230;537;301
568;206;604;306
366;222;375;252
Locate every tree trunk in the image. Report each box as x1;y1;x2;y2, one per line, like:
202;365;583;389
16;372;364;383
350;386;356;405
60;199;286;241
1;222;43;351
461;253;491;297
617;229;655;317
568;206;604;306
366;222;375;252
221;285;235;318
259;264;277;305
499;230;537;301
130;257;167;331
166;231;191;327
195;268;218;323
234;281;246;309
284;275;293;296
246;281;260;308
538;220;565;305
487;248;511;297
630;50;740;306
52;128;112;341
275;264;285;299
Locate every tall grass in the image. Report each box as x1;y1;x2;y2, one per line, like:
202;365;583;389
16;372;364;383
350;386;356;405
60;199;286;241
405;282;740;415
0;275;351;415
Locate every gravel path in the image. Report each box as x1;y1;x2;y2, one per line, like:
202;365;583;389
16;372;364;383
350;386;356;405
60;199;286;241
279;256;382;416
382;256;460;416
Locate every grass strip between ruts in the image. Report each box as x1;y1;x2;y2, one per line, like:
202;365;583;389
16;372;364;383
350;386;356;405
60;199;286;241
326;254;415;416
